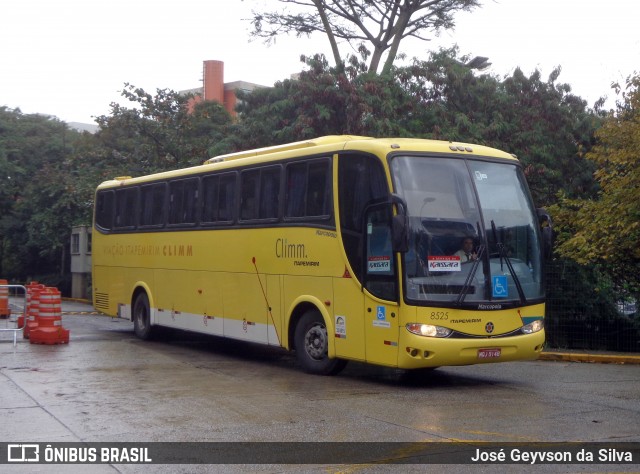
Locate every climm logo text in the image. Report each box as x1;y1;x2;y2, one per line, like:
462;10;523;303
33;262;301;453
275;238;307;259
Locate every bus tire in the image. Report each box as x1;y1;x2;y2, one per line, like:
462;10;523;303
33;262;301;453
133;292;154;340
294;310;347;376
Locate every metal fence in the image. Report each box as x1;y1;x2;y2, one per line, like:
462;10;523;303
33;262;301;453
544;260;640;352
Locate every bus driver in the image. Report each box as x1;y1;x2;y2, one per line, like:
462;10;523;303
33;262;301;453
454;237;477;263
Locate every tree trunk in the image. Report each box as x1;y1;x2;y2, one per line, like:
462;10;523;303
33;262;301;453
369;47;385;74
381;10;410;75
314;0;343;69
382;32;404;75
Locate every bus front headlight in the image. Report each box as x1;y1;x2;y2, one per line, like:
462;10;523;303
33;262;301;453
406;323;452;338
521;319;544;334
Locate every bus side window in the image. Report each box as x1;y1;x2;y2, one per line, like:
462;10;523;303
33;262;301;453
95;190;115;231
169;178;198;226
201;173;236;225
140;183;166;227
114;188;138;229
258;166;281;219
240;170;259;221
339;153;389;282
285;163;306;218
218;174;236;222
201;175;219;223
240;166;281;222
307;160;331;217
285;158;331;219
364;204;397;301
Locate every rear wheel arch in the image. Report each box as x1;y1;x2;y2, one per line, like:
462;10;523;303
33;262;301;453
131;285;155;340
131;283;154;312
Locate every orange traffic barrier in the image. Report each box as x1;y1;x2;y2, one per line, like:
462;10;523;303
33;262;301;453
17;282;34;328
0;279;10;319
29;287;69;345
17;281;40;329
23;283;45;339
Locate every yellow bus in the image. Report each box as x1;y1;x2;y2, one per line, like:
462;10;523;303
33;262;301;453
92;135;550;375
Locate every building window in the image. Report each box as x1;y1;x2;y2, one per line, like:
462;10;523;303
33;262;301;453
71;234;80;254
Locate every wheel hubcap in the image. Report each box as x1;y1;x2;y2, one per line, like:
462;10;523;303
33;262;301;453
305;325;327;360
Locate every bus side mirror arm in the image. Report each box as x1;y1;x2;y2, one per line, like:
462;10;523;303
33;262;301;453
537;208;554;259
391;194;409;253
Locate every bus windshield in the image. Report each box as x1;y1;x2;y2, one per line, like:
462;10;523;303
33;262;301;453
390;155;543;306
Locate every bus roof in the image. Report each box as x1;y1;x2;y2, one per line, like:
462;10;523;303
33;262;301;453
206;135;515;164
204;135;373;164
97;135;517;188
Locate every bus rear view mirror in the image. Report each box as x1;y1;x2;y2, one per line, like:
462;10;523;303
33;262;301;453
392;214;409;253
390;194;409;253
537;208;554;259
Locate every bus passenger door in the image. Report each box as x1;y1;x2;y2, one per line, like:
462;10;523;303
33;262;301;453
362;203;401;366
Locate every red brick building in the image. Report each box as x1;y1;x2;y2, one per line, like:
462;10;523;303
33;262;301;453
185;60;265;116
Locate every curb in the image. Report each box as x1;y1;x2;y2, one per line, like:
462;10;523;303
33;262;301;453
539;352;640;365
62;297;92;304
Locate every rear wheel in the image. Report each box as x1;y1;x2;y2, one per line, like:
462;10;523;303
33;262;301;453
133;292;154;340
294;310;347;375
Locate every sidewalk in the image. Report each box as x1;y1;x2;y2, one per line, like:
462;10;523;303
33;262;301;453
539;350;640;365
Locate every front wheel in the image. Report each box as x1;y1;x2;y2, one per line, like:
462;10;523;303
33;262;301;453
133;292;154;340
294;310;347;375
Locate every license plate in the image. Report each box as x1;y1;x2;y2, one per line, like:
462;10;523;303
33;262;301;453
478;348;501;359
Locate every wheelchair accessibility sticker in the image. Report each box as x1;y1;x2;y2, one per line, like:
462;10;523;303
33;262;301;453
373;306;391;328
492;275;509;298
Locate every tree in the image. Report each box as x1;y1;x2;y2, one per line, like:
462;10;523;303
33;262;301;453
94;84;234;175
0;107;90;288
387;48;600;205
207;45;600;208
249;0;480;74
235;53;417;146
551;74;640;297
236;48;600;206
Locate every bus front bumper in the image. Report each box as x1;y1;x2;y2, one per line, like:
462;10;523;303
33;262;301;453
397;329;546;369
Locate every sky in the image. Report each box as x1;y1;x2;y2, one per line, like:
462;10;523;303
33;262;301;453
1;0;638;125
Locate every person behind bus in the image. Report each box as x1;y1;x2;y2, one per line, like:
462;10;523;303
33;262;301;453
454;237;477;263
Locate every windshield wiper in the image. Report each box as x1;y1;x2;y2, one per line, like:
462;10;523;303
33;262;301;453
456;243;484;305
491;220;527;304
